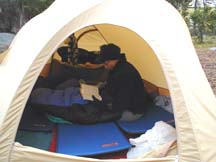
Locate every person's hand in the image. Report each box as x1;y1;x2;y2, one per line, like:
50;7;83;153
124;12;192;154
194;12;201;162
92;95;101;103
84;62;104;69
97;81;106;89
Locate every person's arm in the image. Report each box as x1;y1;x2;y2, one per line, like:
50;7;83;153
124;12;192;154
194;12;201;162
80;62;104;69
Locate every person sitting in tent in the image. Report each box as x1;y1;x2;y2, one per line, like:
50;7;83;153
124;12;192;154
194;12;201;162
99;43;153;122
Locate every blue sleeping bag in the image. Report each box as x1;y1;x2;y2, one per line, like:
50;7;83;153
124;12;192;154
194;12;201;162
30;86;87;106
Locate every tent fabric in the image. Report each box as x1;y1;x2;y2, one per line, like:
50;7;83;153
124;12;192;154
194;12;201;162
75;26;108;51
0;0;216;162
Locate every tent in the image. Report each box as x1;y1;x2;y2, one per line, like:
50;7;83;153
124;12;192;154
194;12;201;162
1;0;216;161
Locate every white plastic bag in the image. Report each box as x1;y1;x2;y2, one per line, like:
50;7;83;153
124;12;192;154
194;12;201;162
127;121;176;159
154;95;173;113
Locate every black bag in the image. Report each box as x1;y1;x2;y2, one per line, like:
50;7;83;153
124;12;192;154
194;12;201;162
32;101;121;125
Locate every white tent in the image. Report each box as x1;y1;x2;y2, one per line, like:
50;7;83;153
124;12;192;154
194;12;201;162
1;0;216;162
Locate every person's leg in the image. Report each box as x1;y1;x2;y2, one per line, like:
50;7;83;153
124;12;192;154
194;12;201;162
119;110;143;122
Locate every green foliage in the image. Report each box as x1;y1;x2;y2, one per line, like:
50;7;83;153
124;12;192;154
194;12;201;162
190;6;216;43
208;9;216;34
0;0;20;33
166;0;192;10
167;0;216;46
0;0;54;33
193;35;216;48
18;0;54;19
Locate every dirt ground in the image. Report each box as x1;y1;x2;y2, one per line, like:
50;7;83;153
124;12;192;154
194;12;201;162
196;49;216;95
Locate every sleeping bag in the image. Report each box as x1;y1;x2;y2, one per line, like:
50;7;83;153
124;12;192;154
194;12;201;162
32;101;121;125
30;86;87;106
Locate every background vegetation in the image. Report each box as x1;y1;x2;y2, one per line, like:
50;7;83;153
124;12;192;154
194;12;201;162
0;0;216;48
0;0;54;33
167;0;216;48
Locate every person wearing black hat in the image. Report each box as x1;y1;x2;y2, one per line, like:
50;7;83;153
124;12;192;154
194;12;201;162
100;43;152;121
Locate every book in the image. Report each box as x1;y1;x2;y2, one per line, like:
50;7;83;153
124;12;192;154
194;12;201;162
80;83;102;101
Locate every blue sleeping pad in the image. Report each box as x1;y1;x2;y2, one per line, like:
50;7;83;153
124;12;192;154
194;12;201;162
16;130;53;150
57;122;131;156
117;105;175;134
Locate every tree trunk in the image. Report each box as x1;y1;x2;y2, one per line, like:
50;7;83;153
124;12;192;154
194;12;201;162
199;29;204;43
194;0;198;9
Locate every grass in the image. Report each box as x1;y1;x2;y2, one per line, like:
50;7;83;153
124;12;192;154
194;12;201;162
192;35;216;49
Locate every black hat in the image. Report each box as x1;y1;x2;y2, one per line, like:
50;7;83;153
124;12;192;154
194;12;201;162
100;43;121;62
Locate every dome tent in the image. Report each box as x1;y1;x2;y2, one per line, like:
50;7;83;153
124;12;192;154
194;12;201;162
1;0;216;162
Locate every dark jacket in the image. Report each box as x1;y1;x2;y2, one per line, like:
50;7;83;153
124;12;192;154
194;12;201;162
106;60;152;114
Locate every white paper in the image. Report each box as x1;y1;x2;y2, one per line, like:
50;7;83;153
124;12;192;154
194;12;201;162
80;83;102;101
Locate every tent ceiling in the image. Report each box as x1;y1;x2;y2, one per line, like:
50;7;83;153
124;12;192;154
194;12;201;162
74;24;167;88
